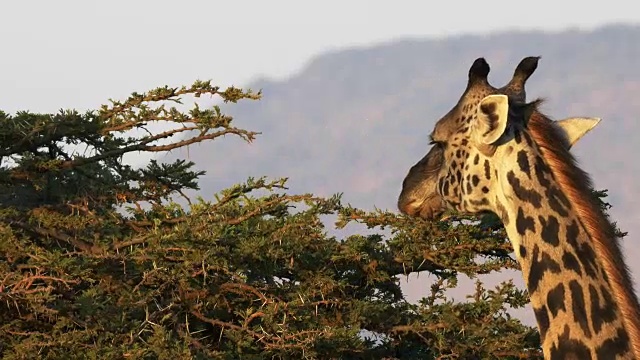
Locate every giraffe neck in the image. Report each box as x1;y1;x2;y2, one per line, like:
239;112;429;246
493;133;637;359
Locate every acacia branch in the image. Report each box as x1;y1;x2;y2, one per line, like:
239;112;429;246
100;83;261;134
10;275;79;292
142;127;260;151
57;127;259;170
10;221;103;255
190;310;266;341
111;234;153;250
190;309;327;349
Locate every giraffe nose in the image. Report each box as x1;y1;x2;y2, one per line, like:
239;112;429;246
398;199;422;217
399;196;447;220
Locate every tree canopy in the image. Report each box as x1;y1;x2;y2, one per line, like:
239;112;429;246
0;80;624;359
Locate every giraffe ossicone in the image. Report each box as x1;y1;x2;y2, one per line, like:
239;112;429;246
398;57;640;359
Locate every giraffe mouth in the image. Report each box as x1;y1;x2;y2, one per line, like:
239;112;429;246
400;198;446;220
419;205;445;220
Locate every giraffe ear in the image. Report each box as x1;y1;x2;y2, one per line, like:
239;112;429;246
555;117;601;149
475;94;509;144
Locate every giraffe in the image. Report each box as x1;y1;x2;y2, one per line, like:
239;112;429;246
397;56;640;359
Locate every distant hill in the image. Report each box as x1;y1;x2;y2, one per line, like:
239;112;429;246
162;23;640;325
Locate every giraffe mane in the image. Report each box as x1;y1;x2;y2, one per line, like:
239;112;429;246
527;107;640;356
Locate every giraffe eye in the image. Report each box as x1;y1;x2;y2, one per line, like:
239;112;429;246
428;134;446;147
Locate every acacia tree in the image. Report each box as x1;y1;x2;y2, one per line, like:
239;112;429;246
0;80;621;359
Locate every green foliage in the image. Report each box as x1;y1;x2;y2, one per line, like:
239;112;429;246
1;80;621;359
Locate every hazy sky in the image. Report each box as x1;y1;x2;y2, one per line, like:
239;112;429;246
2;0;639;114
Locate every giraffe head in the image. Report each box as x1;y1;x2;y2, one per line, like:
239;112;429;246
397;57;600;219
